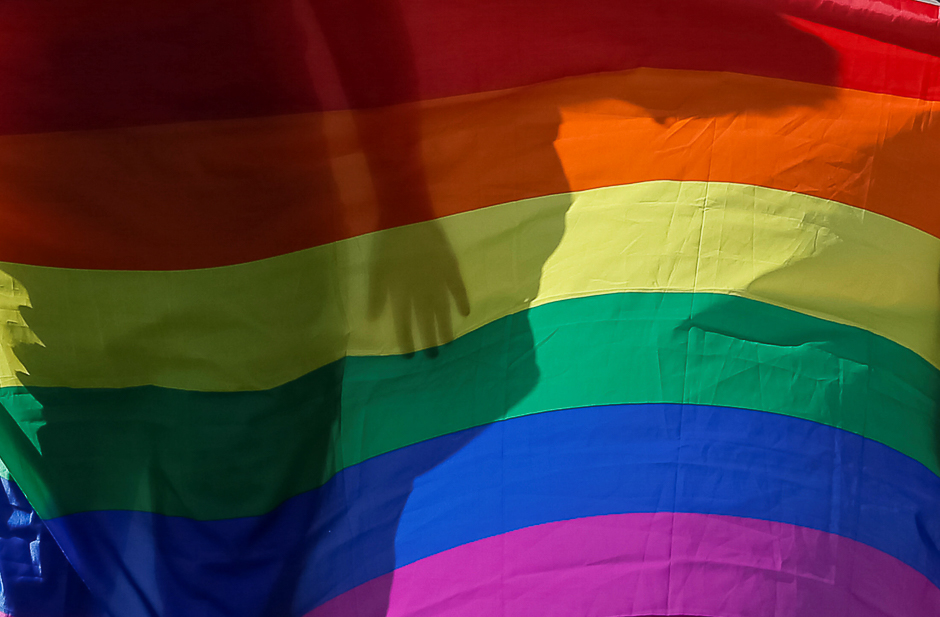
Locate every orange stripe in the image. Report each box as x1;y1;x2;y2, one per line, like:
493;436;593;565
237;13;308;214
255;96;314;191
1;67;937;270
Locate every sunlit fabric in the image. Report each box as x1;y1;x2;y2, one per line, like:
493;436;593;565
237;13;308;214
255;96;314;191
0;1;938;616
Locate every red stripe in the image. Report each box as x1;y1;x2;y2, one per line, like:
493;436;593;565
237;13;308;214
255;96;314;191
773;0;940;57
0;0;939;135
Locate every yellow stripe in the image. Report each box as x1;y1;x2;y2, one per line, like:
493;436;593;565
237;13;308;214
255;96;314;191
2;180;937;392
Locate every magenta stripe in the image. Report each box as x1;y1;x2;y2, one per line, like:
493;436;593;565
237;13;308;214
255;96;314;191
308;513;940;617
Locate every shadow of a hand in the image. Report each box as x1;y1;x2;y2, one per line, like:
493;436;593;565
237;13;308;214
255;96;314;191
367;221;470;357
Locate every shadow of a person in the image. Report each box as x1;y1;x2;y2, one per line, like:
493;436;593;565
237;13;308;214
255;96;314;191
249;2;843;616
0;1;843;616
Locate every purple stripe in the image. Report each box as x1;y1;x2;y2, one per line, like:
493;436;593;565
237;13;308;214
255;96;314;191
309;513;940;617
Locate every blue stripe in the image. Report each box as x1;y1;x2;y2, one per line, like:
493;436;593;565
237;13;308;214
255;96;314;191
0;479;97;617
29;403;940;617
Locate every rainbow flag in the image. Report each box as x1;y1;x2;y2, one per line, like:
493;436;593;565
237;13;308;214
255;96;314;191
0;1;938;615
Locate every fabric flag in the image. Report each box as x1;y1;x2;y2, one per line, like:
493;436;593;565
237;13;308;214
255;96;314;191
0;0;938;615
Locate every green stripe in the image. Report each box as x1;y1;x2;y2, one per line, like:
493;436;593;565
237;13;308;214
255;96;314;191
1;291;936;521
